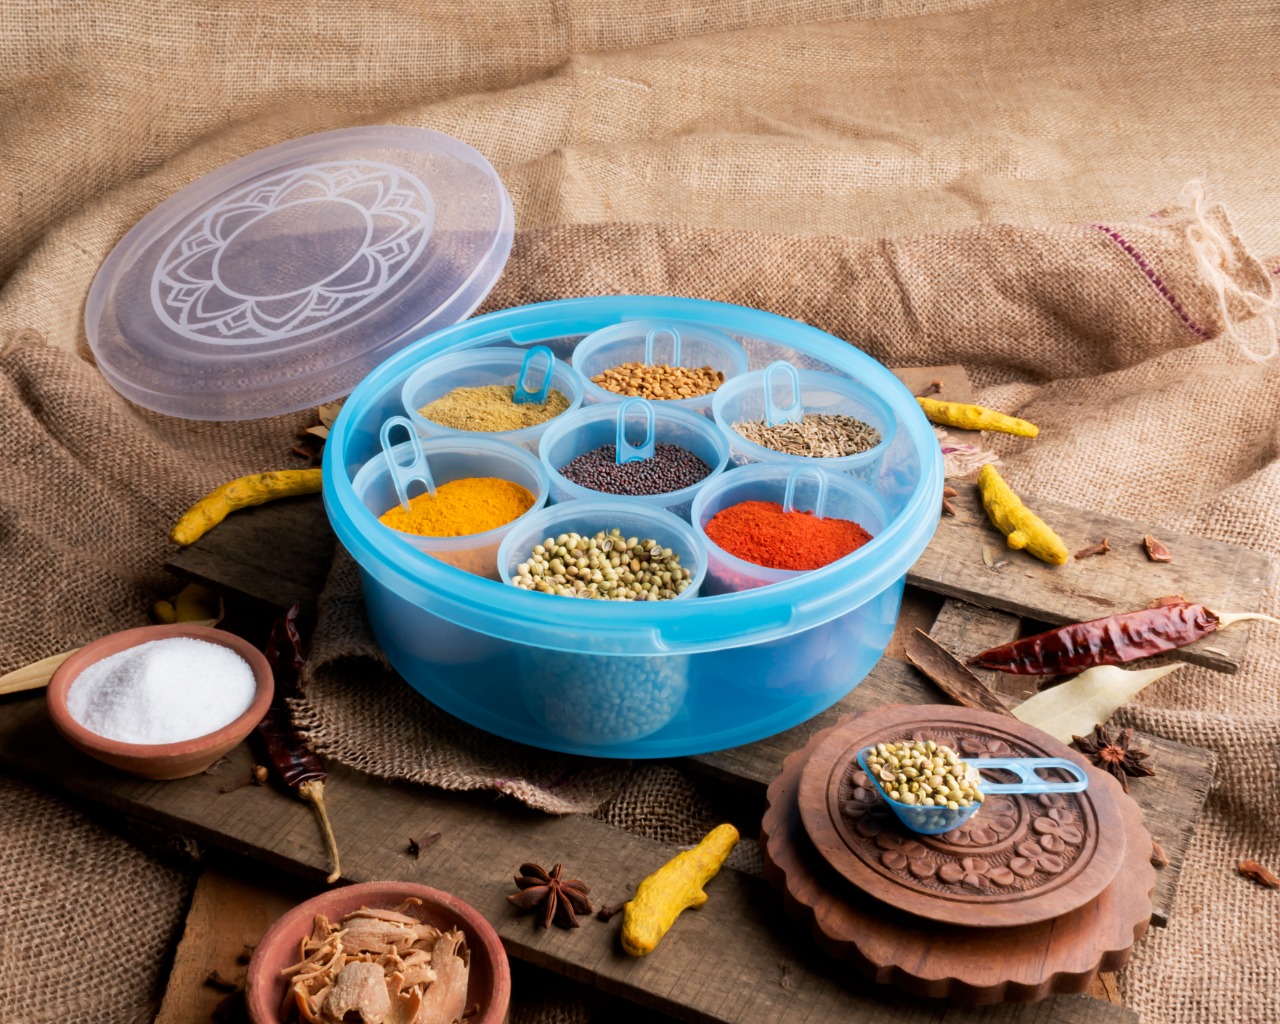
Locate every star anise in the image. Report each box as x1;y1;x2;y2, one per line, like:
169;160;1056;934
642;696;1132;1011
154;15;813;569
1070;725;1155;792
507;862;593;929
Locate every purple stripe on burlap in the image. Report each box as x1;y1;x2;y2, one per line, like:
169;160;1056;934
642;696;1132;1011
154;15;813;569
1090;224;1210;338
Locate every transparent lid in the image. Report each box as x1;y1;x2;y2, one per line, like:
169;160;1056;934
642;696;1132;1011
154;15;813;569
86;126;513;420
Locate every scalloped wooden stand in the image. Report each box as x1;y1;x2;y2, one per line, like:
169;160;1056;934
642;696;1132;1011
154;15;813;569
761;708;1156;1004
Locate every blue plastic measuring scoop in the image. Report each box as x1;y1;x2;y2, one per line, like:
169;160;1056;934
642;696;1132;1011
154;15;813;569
762;360;804;427
512;345;556;405
643;325;682;367
380;415;436;512
781;465;828;518
615;398;657;465
855;746;1089;836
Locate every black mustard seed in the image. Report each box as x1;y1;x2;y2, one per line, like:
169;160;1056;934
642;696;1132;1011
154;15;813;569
559;443;711;496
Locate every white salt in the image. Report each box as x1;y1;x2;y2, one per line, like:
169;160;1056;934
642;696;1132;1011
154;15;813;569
66;637;257;744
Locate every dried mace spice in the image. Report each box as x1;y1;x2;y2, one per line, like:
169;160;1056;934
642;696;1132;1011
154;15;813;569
508;862;593;929
1238;859;1280;889
1071;725;1155;792
1144;534;1173;562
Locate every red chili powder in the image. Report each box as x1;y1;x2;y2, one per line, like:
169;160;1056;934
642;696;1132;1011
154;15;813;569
705;500;873;571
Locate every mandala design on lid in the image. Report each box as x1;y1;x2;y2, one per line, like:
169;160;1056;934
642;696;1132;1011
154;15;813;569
152;161;434;344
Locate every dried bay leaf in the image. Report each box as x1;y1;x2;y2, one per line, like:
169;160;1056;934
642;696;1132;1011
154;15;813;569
317;400;345;429
1011;662;1184;742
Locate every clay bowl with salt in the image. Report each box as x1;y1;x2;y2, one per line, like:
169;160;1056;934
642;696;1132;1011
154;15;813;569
46;623;274;780
245;880;510;1024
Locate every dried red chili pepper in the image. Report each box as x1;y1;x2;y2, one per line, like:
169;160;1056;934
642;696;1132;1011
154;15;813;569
968;600;1279;675
257;603;341;883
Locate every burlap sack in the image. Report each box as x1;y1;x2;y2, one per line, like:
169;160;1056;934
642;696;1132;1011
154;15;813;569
4;1;1280;1022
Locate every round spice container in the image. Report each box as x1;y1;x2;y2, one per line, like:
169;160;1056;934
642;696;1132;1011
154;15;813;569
538;398;730;520
691;463;891;593
497;497;707;601
402;345;584;452
571;319;749;417
325;295;943;758
712;361;896;483
352;418;550;578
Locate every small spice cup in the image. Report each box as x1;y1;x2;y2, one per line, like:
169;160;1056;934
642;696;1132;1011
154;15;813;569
402;345;585;452
497;497;708;601
711;361;897;483
855;746;1089;835
571;319;749;417
245;880;510;1024
46;624;274;780
691;463;891;594
353;417;551;579
539;398;731;520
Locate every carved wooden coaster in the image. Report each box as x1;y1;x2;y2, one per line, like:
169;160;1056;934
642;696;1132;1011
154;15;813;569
796;704;1128;928
762;709;1156;1004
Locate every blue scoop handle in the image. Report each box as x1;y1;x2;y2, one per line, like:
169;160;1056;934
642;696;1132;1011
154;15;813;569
763;360;803;426
380;415;435;511
616;398;656;465
969;757;1089;794
512;345;555;405
644;326;682;367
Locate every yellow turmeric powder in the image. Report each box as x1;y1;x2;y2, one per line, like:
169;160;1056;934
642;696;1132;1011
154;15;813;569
977;464;1068;565
379;476;535;537
917;397;1039;437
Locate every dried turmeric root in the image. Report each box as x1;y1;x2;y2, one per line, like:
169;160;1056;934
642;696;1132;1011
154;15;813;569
621;823;738;956
977;464;1068;565
170;469;323;546
918;397;1039;437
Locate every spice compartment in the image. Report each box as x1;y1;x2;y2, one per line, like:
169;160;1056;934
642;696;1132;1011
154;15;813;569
691;463;891;593
325;295;942;757
351;431;550;579
571;318;750;416
711;362;896;483
496;497;708;601
539;399;731;519
401;345;585;452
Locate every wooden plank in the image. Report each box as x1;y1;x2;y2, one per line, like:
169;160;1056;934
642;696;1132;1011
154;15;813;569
165;494;334;612
907;486;1272;673
927;600;1214;928
0;694;1129;1024
155;864;307;1024
929;600;1033;703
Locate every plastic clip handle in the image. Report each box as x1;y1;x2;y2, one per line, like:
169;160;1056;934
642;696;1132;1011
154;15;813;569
615;398;657;465
512;345;555;405
971;758;1090;795
643;326;682;368
380;415;435;511
763;361;803;426
781;465;828;519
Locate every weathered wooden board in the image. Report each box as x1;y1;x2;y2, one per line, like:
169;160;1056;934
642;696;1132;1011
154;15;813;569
908;486;1272;673
155;864;306;1024
0;694;1128;1024
165;494;334;612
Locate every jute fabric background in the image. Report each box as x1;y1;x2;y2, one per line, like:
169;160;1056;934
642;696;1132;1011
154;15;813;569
3;1;1279;1021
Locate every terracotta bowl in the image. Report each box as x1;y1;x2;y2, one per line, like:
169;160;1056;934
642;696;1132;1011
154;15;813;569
245;880;511;1024
46;623;274;780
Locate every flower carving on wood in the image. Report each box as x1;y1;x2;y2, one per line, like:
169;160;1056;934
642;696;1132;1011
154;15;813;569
1008;838;1067;877
959;736;1015;758
941;796;1018;847
937;855;1015;889
840;769;890;837
1033;810;1084;850
874;834;935;878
